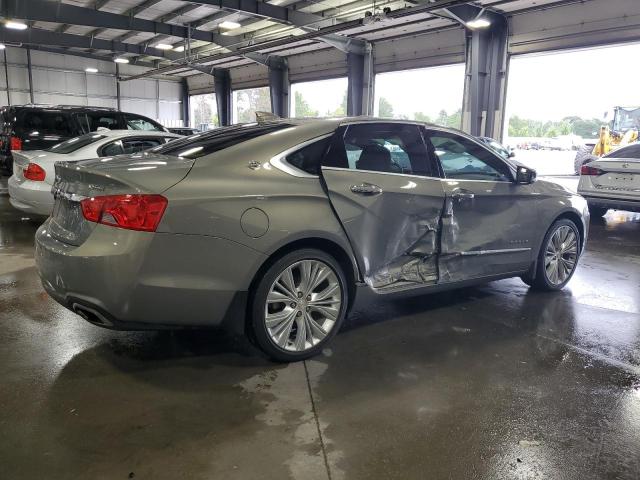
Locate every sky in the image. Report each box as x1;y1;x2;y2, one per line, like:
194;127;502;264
290;78;348;116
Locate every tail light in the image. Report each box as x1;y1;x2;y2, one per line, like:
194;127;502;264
23;163;46;181
10;136;22;151
80;194;168;232
580;165;603;176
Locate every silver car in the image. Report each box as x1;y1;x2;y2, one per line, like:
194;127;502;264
578;143;640;216
8;130;181;216
35;119;589;361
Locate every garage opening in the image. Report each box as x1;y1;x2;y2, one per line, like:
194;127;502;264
504;42;640;175
189;93;218;130
290;77;348;117
374;64;465;127
232;86;271;124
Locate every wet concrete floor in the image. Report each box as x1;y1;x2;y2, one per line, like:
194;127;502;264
1;187;639;479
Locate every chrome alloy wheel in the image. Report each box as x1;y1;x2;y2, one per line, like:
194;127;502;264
544;225;578;286
265;259;342;352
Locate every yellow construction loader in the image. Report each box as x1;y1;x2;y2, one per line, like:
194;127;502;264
574;106;640;174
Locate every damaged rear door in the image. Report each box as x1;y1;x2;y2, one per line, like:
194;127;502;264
320;122;446;292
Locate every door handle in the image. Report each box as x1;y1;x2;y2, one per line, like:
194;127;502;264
451;190;475;201
350;183;383;195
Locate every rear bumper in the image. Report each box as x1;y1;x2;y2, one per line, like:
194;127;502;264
7;175;53;216
35;221;268;332
582;194;640;213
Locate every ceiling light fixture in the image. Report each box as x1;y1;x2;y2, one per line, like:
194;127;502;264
85;67;98;73
5;20;28;30
466;18;491;29
114;57;129;64
154;43;173;50
0;44;5;50
219;21;241;30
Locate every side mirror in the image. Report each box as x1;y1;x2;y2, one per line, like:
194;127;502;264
508;150;516;158
515;165;536;184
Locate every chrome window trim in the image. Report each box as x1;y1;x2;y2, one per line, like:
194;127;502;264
321;165;441;180
269;133;334;178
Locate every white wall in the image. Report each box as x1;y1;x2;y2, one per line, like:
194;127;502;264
0;47;185;127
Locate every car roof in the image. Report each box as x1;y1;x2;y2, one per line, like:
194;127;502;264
1;104;118;112
91;129;180;138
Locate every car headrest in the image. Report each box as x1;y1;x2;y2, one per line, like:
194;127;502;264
356;144;391;172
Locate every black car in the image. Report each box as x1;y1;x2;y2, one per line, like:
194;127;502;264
0;105;167;175
168;127;201;136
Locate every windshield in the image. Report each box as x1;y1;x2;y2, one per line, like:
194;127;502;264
46;133;107;154
150;122;293;159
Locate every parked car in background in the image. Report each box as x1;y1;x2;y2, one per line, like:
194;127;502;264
8;130;180;216
0;105;168;176
578;142;640;216
35;118;588;361
477;136;515;159
168;127;200;136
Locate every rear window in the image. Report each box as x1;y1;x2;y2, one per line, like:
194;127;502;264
604;143;640;159
47;133;107;154
151;122;293;159
17;110;72;136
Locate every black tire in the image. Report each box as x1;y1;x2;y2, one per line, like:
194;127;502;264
574;145;598;175
526;218;581;291
588;204;608;218
249;248;349;362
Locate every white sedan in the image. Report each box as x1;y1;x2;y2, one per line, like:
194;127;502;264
578;143;640;217
8;129;181;216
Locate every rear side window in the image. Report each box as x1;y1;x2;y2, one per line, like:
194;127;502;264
125;114;164;131
605;144;640;159
18;111;72;136
285;137;331;175
47;133;107;154
152;123;293;159
75;112;122;133
323;123;434;176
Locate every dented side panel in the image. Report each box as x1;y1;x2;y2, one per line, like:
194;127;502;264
438;179;538;282
321;167;445;290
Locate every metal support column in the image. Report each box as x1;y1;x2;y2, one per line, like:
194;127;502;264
346;41;373;116
213;68;231;126
181;78;190;127
3;48;10;106
26;47;34;104
450;6;509;139
268;58;289;118
115;64;121;110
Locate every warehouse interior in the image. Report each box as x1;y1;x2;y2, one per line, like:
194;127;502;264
1;0;639;478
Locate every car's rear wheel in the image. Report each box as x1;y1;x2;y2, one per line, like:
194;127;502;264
250;249;348;362
588;204;608;218
525;219;580;291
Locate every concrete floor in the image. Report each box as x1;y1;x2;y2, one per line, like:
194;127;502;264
1;184;640;480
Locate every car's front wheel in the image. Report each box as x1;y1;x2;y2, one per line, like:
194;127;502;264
524;219;580;291
250;249;348;362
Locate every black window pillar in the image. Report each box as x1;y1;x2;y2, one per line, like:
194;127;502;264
214;68;232;126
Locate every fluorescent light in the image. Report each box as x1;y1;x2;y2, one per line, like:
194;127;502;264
154;43;173;50
219;21;241;30
466;18;491;29
173;45;185;52
0;44;5;50
5;21;28;30
85;67;98;73
114;57;129;64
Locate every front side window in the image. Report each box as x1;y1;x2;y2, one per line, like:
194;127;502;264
47;133;107;154
126;114;163;131
426;131;511;182
323;123;434;176
151;123;293;159
605;144;640;159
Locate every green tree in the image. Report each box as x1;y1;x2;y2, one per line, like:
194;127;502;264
413;112;432;123
378;97;394;118
236;87;271;123
327;90;348;117
294;91;318;117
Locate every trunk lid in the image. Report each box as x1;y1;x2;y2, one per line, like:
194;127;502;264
587;158;640;197
49;152;194;245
